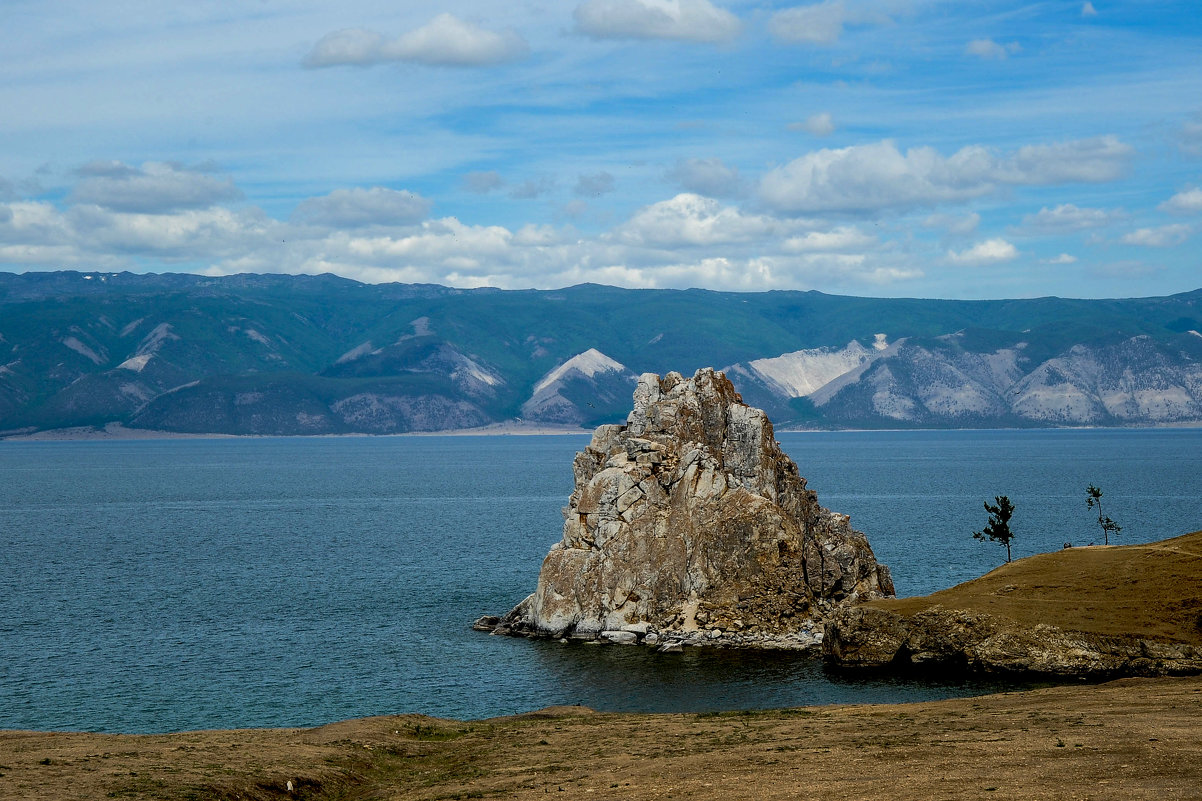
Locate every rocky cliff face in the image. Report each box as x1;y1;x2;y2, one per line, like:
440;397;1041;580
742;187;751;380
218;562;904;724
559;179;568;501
824;605;1202;678
485;367;893;650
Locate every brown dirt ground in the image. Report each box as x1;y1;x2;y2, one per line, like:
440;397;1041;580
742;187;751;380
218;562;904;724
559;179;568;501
869;530;1202;645
2;675;1201;801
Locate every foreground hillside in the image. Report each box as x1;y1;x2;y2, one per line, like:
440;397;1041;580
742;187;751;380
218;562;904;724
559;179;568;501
3;677;1201;800
825;531;1202;676
3;271;1202;435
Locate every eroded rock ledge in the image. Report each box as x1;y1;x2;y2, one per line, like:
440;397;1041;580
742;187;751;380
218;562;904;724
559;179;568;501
824;605;1202;678
823;531;1202;678
478;367;893;651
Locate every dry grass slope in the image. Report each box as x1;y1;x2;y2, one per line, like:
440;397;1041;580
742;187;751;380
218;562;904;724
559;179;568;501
3;679;1202;800
872;530;1202;645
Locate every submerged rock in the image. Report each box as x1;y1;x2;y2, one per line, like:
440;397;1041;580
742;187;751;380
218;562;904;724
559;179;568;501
483;367;893;650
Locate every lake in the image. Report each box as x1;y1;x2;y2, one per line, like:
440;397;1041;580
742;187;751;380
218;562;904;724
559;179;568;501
1;429;1199;733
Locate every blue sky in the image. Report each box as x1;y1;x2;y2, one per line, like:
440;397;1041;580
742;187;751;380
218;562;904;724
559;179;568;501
1;0;1200;298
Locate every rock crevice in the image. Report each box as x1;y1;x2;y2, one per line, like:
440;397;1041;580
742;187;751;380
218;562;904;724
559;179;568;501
482;367;893;650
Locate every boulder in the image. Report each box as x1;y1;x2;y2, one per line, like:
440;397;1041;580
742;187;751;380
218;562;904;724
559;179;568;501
487;367;893;648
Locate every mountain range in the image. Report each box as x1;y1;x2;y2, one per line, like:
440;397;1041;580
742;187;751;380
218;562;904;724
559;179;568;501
2;270;1201;436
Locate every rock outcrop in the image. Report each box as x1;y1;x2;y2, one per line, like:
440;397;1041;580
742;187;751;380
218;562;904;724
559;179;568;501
482;367;893;650
823;531;1202;678
824;605;1202;678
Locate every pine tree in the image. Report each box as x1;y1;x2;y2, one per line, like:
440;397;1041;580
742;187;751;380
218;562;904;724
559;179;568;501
973;495;1016;563
1086;484;1122;545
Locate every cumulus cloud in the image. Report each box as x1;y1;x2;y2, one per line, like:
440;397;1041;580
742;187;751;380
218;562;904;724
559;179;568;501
1044;253;1077;264
304;15;528;68
70;162;242;214
67;205;279;259
463;171;504;194
965;38;1021;60
1021;203;1120;232
615;194;788;247
573;0;742;44
1120;224;1193;247
1081;2;1098;17
291;187;430;227
665;157;742;197
948;238;1018;265
759;137;1133;214
788;112;835;136
782;226;876;253
575;172;616;197
1159;187;1202;214
769;2;847;45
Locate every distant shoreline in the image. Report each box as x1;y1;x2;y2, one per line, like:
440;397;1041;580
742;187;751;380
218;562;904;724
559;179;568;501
4;419;1201;442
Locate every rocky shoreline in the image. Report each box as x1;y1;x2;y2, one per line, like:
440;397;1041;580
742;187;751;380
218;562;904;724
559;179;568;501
822;531;1202;679
824;604;1202;678
475;610;827;652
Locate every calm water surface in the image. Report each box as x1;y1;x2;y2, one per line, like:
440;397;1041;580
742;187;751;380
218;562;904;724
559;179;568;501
1;429;1199;733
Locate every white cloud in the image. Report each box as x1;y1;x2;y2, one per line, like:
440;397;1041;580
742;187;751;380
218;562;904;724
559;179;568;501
615;193;786;247
575;172;616;197
665;157;742;197
573;0;742;44
965;39;1021;60
1082;2;1098;17
788;112;835;136
70;162;241;214
759;137;1133;214
1159;187;1202;214
782;226;876;253
1120;224;1193;247
948;238;1018;265
1021;203;1119;232
304;15;528;68
769;2;846;45
291;187;430;227
1044;253;1078;264
761;141;993;214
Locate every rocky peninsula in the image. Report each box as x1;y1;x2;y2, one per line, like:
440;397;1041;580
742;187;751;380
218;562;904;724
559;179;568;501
478;367;893;650
825;530;1202;678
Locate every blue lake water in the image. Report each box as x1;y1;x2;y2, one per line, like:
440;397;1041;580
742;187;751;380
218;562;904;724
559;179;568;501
1;429;1200;733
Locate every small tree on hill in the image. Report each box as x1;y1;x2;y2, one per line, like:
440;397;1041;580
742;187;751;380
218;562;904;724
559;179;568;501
1086;484;1122;545
974;495;1016;563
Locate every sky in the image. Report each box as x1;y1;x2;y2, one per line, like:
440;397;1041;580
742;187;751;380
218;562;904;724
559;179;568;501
1;0;1200;299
